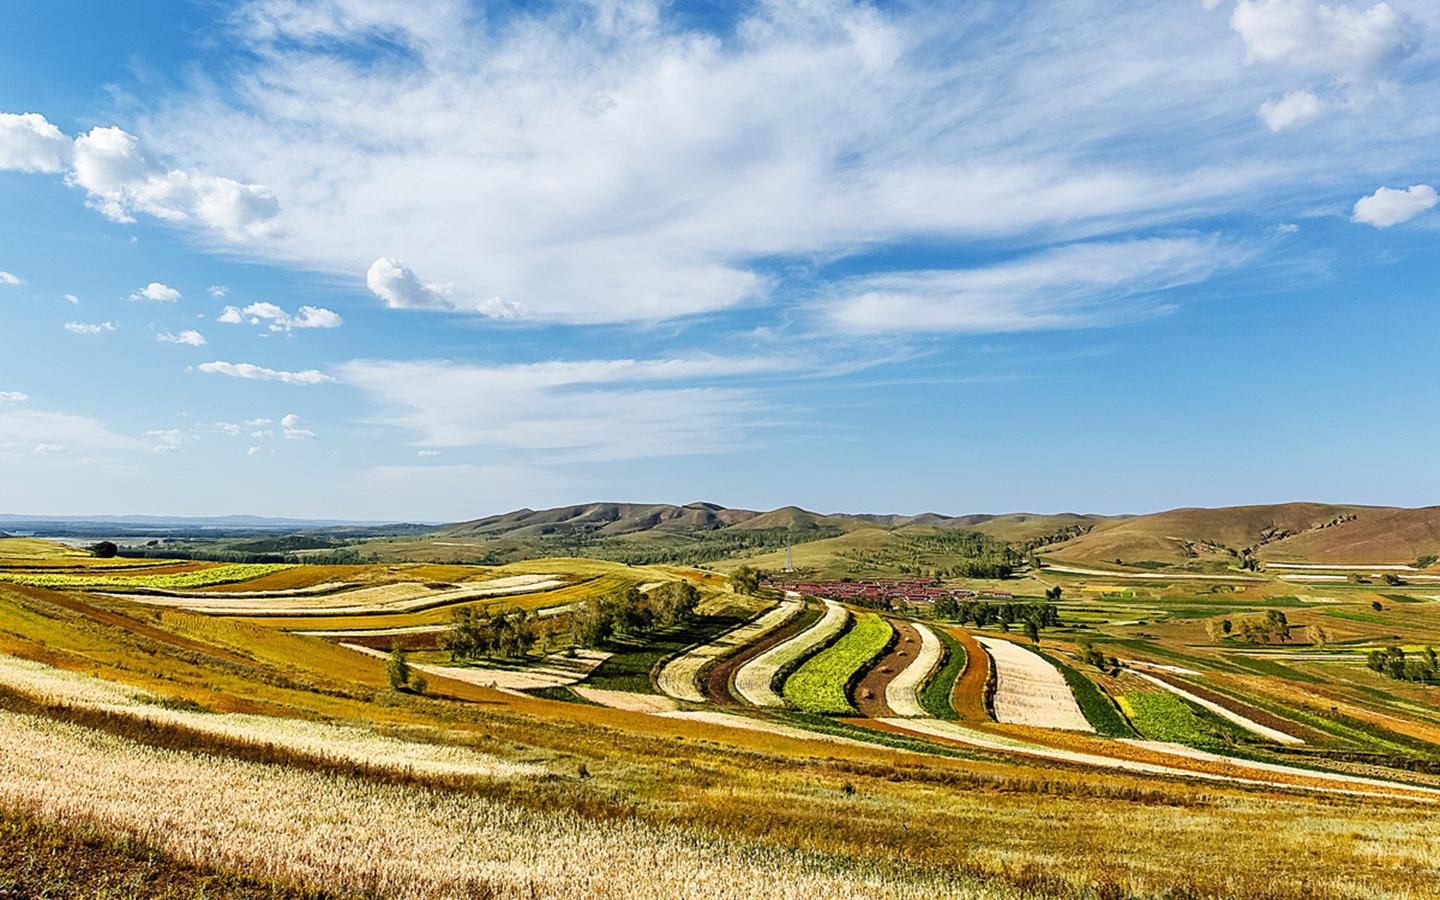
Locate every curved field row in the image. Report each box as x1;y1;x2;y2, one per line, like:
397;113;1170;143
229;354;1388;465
0;652;540;779
883;622;943;718
945;627;991;721
0;563;294;592
853;620;921;718
127;575;569;617
343;644;611;691
733;600;848;708
656;599;802;703
229;576;631;632
701;605;822;704
782;613;893;715
977;636;1092;732
1129;670;1303;744
877;717;1440;801
917;627;966;719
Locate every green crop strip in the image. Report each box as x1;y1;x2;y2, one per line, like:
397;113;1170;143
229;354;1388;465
782;614;893;715
919;628;966;719
1037;651;1136;737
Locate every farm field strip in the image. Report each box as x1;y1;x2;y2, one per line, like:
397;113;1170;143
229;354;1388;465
977;637;1092;732
1042;565;1264;582
733;601;848;708
342;644;611;691
656;598;802;704
1129;670;1303;744
782;613;892;715
880;718;1439;800
131;575;570;616
884;622;943;718
1267;563;1420;571
0;563;294;592
99;580;356;600
655;710;875;747
0;653;541;779
0;711;980;900
571;687;680;713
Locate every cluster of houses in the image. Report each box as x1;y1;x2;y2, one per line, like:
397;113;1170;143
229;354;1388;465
764;577;1013;604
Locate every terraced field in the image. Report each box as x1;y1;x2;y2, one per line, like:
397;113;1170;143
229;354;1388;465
0;563;295;591
978;637;1092;732
782;613;893;714
733;600;849;707
656;599;802;703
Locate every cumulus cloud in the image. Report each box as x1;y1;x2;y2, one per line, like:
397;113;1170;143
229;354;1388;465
365;258;527;319
146;429;196;452
0;112;69;173
1352;184;1437;227
1231;0;1421;76
827;237;1243;333
0;271;21;285
219;301;342;331
64;321;118;335
208;285;229;298
157;329;207;347
197;360;335;384
338;355;788;461
130;282;182;302
62;293;79;304
0;113;280;239
214;421;242;436
280;412;316;439
1258;89;1325;131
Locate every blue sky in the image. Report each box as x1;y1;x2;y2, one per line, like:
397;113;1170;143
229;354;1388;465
0;0;1436;521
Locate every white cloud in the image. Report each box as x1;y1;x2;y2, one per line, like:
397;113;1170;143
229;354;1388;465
208;285;229;298
0;392;28;404
197;360;335;384
1231;0;1421;76
214;421;242;436
62;293;79;304
130;282;182;302
827;237;1242;333
365;258;527;320
0;404;137;456
220;301;343;331
1258;89;1325;131
0;271;21;285
416;449;441;458
247;445;261;456
0;112;70;173
66;125;280;237
244;417;273;427
338;355;786;461
280;412;316;439
1352;184;1437;227
157;329;207;347
146;428;196;452
64;321;118;335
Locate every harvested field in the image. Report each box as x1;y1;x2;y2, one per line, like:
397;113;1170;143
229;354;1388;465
571;687;679;713
733;601;848;708
702;605;822;704
655;710;874;747
656;598;801;703
0;563;294;592
783;613;892;715
0;653;540;779
343;644;611;691
883;622;943;718
977;637;1092;732
853;620;921;718
116;574;570;616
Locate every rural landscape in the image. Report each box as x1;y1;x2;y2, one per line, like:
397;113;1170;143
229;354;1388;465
5;0;1440;896
4;501;1440;897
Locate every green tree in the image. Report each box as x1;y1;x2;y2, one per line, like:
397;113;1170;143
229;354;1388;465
90;541;118;558
730;565;762;595
1024;618;1040;644
651;581;700;628
386;643;411;691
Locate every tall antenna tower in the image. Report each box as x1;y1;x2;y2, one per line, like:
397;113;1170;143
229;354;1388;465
784;532;794;572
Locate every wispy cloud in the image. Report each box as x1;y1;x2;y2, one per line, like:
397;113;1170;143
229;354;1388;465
157;329;207;347
64;321;118;335
338;356;790;461
198;360;335;385
826;237;1245;334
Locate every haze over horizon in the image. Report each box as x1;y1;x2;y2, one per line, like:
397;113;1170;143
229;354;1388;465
3;0;1438;521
